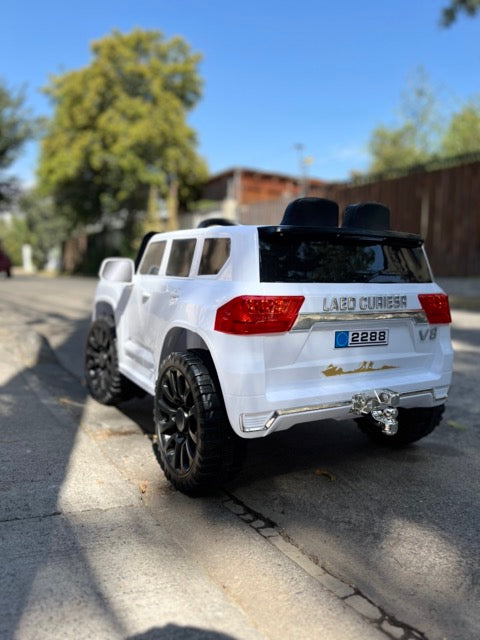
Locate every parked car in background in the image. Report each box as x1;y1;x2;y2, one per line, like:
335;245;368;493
0;244;12;277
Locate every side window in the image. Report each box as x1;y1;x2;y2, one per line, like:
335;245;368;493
198;238;231;275
166;239;196;277
138;241;167;275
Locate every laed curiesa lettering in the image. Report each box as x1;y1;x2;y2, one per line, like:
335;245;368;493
322;295;408;312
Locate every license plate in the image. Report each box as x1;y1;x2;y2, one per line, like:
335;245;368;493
334;329;389;348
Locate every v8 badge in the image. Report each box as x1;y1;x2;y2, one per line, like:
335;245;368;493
419;327;438;341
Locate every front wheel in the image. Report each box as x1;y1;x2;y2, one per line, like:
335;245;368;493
154;351;243;494
357;404;445;446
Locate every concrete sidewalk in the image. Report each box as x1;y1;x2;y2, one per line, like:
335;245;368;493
0;322;389;640
0;324;267;640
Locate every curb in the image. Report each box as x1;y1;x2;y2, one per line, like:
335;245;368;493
223;496;427;640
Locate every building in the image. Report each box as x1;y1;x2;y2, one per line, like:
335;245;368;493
182;167;327;228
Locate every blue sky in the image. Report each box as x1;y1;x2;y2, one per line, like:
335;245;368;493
2;0;479;185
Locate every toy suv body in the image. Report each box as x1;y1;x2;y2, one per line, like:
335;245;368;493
85;199;453;493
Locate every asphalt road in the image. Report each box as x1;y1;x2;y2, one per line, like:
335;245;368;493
1;274;479;640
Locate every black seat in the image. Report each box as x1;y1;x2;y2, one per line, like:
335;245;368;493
280;198;339;227
197;218;238;228
342;202;391;230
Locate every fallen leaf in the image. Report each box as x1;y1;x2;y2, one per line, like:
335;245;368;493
57;397;84;408
447;420;468;431
315;468;336;481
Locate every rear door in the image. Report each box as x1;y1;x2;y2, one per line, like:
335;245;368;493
258;227;452;400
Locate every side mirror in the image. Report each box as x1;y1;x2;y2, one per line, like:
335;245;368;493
99;258;134;283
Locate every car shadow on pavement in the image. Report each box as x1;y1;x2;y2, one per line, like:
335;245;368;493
128;625;238;640
0;323;148;639
0;319;248;640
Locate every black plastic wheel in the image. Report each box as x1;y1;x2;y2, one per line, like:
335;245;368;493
84;317;137;405
356;404;445;446
154;351;244;494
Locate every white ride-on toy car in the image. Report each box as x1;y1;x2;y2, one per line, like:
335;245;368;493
85;198;453;493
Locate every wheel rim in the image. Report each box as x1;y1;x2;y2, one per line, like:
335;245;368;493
85;323;115;393
156;367;198;476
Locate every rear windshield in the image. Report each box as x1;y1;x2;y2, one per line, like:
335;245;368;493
258;228;431;283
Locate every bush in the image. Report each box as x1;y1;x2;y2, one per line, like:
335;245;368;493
0;217;29;265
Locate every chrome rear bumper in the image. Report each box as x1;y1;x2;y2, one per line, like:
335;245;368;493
240;388;445;434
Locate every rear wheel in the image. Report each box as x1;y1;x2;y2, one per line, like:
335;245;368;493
85;317;137;405
357;405;445;446
154;351;244;494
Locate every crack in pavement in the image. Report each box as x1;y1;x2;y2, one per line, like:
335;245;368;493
0;511;63;524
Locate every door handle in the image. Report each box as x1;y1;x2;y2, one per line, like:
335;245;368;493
168;288;180;303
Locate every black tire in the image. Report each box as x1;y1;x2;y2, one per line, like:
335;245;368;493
356;404;445;446
84;317;137;405
154;351;244;494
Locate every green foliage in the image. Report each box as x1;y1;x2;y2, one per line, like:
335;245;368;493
0;217;29;265
367;68;480;174
400;68;441;153
441;0;480;26
368;69;440;173
368;124;430;174
19;190;70;269
186;199;221;212
442;100;480;156
0;81;34;203
38;28;208;243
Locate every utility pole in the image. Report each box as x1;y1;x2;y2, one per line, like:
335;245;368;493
294;143;314;197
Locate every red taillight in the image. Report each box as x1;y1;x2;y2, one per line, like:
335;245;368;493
215;295;305;334
418;293;452;324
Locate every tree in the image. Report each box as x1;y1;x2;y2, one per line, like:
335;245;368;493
0;216;29;265
19;189;70;269
368;124;430;174
367;69;440;173
442;101;480;156
440;0;480;26
0;81;33;204
38;28;207;246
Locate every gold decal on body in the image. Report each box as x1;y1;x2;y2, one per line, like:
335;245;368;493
322;361;397;377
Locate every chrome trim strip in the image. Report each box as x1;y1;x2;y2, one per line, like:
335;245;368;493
264;389;435;430
399;389;435;400
265;401;348;429
292;310;427;331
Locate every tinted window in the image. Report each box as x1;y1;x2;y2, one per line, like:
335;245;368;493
198;238;231;275
166;239;196;277
138;241;166;275
259;229;431;283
